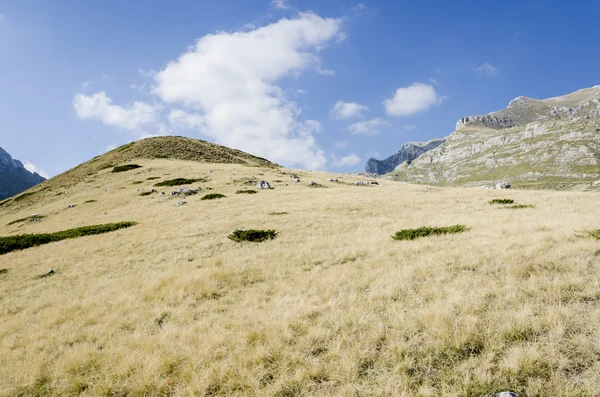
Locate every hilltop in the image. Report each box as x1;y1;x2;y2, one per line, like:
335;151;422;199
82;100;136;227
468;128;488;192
0;146;45;201
3;141;600;396
377;85;600;189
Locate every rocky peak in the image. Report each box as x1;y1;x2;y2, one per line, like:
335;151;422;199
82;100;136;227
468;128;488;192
0;146;46;200
365;138;446;175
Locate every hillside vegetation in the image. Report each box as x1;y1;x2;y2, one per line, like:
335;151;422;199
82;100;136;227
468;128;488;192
2;158;600;396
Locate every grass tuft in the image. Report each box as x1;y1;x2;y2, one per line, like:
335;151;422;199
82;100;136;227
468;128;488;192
228;229;278;243
392;225;469;241
0;222;136;255
489;199;514;204
504;204;535;209
201;193;226;201
112;164;142;173
236;190;258;194
147;177;161;180
269;212;289;215
154;178;206;187
84;200;97;204
139;191;153;196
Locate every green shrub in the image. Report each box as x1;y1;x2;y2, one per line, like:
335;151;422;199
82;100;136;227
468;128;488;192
201;193;226;200
139;191;153;196
0;268;7;274
236;190;258;194
580;230;600;239
147;177;161;180
84;200;97;204
504;204;535;209
7;215;46;226
392;225;469;241
489;199;514;204
0;222;136;255
154;178;206;187
112;164;142;173
269;212;289;215
228;229;278;243
132;181;144;185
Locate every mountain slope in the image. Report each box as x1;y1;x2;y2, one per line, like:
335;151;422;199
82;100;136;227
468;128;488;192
389;85;600;188
0;146;45;200
365;138;446;175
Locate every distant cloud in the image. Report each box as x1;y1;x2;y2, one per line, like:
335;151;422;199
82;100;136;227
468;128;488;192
334;139;349;149
23;161;49;179
316;66;336;76
330;101;369;119
333;153;361;167
428;77;437;84
474;62;499;77
383;83;441;116
73;91;158;131
348;117;390;135
270;0;290;10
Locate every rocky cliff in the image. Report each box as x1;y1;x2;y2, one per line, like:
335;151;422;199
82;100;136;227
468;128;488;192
388;85;600;188
365;138;446;175
0;146;46;200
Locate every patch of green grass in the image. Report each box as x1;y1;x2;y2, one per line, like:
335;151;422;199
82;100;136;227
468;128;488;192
504;204;535;209
489;199;514;204
7;215;46;226
139;191;153;196
154;178;206;187
84;200;97;204
0;268;7;274
392;225;469;241
112;164;142;173
0;222;136;255
13;192;36;202
147;177;161;180
236;190;258;194
201;193;226;200
228;229;278;243
579;229;600;239
132;181;144;185
269;212;289;215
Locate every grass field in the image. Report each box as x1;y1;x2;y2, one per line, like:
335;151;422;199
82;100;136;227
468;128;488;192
2;160;600;396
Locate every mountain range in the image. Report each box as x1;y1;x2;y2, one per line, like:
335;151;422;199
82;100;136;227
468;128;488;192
0;146;46;200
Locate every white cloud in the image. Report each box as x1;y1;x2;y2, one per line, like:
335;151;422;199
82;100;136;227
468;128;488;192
330;101;369;119
333;153;361;167
383;83;441;116
156;12;343;169
334;139;348;149
316;66;336;76
348;117;389;135
270;0;290;10
23;161;49;179
474;62;498;77
73;91;158;131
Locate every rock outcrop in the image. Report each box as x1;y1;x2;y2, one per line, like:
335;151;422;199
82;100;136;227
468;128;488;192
0;146;46;200
365;138;446;175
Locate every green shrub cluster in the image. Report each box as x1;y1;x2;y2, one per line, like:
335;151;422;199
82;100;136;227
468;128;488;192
392;225;469;241
0;222;136;255
236;190;258;194
154;178;206;187
228;229;278;243
489;199;514;204
112;164;142;173
201;193;226;200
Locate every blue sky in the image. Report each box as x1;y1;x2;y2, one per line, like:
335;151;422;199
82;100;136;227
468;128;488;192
1;0;599;177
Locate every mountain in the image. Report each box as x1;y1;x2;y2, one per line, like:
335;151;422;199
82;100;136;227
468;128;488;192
0;146;46;200
365;138;446;174
386;85;600;189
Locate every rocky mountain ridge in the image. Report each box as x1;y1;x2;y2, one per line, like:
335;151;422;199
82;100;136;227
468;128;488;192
365;138;446;175
0;146;46;200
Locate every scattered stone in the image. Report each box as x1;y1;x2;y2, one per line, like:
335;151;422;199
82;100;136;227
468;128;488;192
356;181;367;186
256;181;271;189
496;392;518;397
293;178;301;183
66;204;76;209
39;270;55;278
370;181;379;185
160;192;166;196
176;200;186;206
290;174;299;179
329;178;340;183
309;181;322;187
495;181;511;189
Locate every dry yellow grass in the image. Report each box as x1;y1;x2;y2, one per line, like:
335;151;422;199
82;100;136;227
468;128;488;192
2;160;600;396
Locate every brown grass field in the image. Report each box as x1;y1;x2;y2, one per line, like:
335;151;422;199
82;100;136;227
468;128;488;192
2;159;600;396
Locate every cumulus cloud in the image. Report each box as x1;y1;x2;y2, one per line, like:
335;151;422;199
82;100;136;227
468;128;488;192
347;117;389;135
330;101;369;119
23;161;49;179
156;12;343;169
333;153;361;167
270;0;290;10
73;91;158;131
383;83;441;116
474;62;499;77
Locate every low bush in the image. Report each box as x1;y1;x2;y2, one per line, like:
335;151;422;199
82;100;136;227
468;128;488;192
155;178;206;187
7;215;45;226
147;177;161;180
228;229;278;243
201;193;226;200
581;230;600;239
112;164;142;173
0;222;136;255
489;199;514;204
84;200;97;204
236;190;257;194
132;181;144;185
392;225;469;241
269;212;289;215
139;191;153;196
504;204;535;209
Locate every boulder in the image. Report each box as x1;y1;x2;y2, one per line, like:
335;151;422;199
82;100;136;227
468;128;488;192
496;392;518;397
495;181;511;189
256;181;271;189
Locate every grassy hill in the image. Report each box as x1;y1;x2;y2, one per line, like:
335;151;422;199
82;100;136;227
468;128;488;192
2;147;600;396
